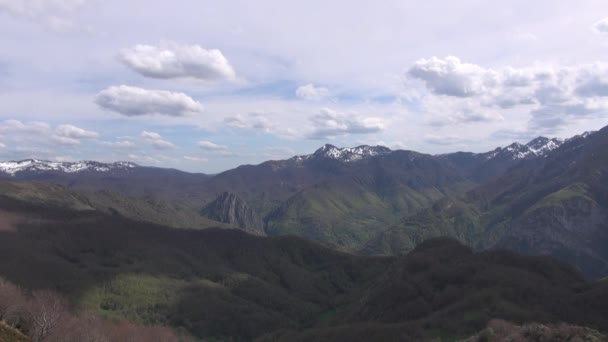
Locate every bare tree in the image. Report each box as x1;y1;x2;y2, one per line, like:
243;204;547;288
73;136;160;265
0;277;26;326
25;290;69;342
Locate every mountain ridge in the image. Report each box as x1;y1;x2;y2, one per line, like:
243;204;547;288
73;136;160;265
0;134;574;177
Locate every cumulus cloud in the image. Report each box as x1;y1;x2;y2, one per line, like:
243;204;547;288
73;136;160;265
198;140;228;151
296;84;329;100
141;131;176;150
307;108;385;140
0;120;98;148
593;17;608;34
408;56;496;97
0;0;88;32
408;56;608;132
119;42;236;81
50;124;98;145
95;85;204;117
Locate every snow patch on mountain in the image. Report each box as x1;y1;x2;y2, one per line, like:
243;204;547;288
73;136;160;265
486;137;565;161
304;144;392;162
0;160;138;176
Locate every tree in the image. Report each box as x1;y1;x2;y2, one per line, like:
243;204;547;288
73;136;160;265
0;278;26;326
25;290;68;342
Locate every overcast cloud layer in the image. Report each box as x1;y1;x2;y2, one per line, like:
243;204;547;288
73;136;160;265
1;0;608;172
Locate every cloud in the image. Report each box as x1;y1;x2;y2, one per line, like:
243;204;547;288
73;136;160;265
0;0;88;32
491;128;537;142
141;131;176;150
296;84;329;100
50;124;98;145
55;124;98;139
0;120;98;148
101;140;134;149
183;156;208;162
307;108;385;140
408;56;608;133
119;42;236;81
0;119;50;134
593;17;608;34
198;140;227;151
408;56;496;97
429;109;504;127
95;85;204;117
223;112;299;139
576;78;608;97
127;153;160;165
424;134;470;146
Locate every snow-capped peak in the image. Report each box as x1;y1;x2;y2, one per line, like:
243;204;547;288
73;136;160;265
0;159;138;176
486;137;564;161
525;137;564;157
292;144;392;163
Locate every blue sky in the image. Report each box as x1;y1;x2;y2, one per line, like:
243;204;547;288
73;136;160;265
1;0;608;172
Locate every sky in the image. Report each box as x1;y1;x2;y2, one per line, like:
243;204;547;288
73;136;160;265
1;0;608;173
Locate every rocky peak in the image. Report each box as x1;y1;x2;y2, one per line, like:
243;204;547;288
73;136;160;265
309;144;392;162
201;192;265;235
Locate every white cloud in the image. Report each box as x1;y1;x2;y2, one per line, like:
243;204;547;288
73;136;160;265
141;131;176;150
408;56;608;132
408;56;496;97
430;112;504;126
295;84;329;100
51;135;80;145
101;140;134;148
50;124;97;145
55;124;98;139
197;140;227;151
593;17;608;34
119;42;236;81
307;108;385;139
95;85;204;117
0;0;88;32
223;112;300;139
0;120;98;149
0;119;50;134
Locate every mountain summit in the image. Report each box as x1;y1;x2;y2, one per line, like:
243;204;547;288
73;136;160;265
292;144;392;163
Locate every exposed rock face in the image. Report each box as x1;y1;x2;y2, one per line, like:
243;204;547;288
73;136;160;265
201;192;265;235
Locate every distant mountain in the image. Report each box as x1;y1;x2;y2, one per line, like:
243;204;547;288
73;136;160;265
293;144;392;163
0;159;138;176
365;129;608;279
1;130;605;278
439;136;565;181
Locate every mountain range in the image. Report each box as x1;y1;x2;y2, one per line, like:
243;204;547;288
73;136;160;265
0;129;606;280
1;127;608;340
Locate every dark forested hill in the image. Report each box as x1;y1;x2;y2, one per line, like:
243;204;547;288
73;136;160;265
0;193;608;341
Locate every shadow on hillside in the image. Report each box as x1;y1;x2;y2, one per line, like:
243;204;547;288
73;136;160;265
1;198;608;340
